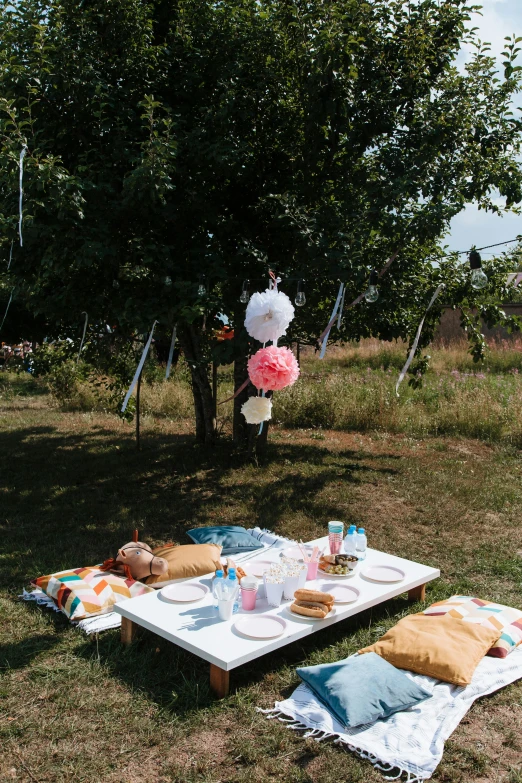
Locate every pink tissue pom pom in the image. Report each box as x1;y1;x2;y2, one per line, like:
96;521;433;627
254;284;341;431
248;346;300;391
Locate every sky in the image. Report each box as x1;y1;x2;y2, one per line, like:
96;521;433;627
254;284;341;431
446;0;522;255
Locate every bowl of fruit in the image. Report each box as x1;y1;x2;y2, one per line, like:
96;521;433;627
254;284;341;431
318;554;359;577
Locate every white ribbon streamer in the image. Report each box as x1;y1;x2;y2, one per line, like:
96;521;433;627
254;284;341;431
121;321;158;412
320;283;344;359
7;240;14;270
0;290;13;332
165;325;177;379
19;146;27;247
395;284;445;396
77;312;88;364
337;285;346;330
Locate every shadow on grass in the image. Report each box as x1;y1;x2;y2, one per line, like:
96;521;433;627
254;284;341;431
71;595;410;718
0;425;400;588
0;633;60;671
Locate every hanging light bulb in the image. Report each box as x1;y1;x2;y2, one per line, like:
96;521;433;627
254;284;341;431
469;250;488;290
198;276;206;296
295;279;306;306
240;279;250;304
164;276;172;287
364;270;379;303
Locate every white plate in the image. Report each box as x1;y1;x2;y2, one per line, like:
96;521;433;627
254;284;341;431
234;614;287;640
320;583;360;604
160;583;209;603
280;545;313;562
318;567;356;579
361;565;405;583
243;560;275;579
284;604;337;622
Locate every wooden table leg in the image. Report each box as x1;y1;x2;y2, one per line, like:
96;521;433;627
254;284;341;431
210;664;230;698
121;616;138;644
408;583;426;602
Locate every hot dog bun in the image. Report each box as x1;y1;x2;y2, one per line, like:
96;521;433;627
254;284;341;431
290;600;331;619
294;588;334;605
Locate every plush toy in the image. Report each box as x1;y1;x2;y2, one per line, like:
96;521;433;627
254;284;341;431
100;534;168;582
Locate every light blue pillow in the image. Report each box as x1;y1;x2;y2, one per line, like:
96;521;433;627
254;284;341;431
296;652;431;729
186;526;264;556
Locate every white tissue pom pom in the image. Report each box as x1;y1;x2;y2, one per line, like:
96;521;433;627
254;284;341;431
241;396;273;424
244;289;295;343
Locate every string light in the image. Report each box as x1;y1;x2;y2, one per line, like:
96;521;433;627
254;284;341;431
197;275;206;296
239;279;250;303
469;250;488;290
295;279;306;306
364;270;379;302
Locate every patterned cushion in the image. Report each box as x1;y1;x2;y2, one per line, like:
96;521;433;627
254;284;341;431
32;567;154;620
424;595;522;658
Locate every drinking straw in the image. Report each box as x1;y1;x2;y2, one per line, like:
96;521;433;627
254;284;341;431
298;541;309;562
311;546;319;563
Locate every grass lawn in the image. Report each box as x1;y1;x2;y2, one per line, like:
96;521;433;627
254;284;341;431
1;374;522;783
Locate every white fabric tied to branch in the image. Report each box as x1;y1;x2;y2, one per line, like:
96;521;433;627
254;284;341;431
320;283;344;359
77;312;88;364
19;145;27;247
165;325;177;379
337;285;346;330
121;321;158;412
396;284;445;396
7;240;14;270
0;290;13;332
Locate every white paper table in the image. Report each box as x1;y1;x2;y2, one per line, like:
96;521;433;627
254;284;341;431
114;536;439;697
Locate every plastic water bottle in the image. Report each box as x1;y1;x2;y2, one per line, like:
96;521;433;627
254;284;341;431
356;528;367;560
212;569;224;611
344;525;357;555
226;568;240;614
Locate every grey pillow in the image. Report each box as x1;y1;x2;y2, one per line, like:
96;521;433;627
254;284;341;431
186;525;264;556
296;652;432;729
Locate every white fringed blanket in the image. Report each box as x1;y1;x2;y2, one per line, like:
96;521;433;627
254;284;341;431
261;648;522;781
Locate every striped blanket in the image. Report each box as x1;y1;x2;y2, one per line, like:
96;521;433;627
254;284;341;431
262;648;522;781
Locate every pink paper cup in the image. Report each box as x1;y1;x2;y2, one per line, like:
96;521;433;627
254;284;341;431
306;561;319;580
241;587;257;611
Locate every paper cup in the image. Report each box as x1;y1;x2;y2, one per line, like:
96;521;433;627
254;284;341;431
297;565;308;589
306;560;319;580
218;598;234;621
264;576;284;607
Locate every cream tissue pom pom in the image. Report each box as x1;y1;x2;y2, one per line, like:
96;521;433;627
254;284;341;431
241;395;272;424
244;289;295;344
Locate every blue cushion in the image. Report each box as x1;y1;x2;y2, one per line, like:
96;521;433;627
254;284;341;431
186;526;264;556
296;652;431;729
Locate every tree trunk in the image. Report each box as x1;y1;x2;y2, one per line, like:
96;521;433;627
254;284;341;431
233;349;251;445
136;368;142;450
178;324;217;445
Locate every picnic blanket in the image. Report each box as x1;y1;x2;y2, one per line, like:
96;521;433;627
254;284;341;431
261;648;522;781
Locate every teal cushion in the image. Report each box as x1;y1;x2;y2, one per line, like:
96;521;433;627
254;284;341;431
296;652;432;729
186;526;264;556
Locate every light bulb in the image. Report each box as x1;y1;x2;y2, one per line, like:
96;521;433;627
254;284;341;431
295;280;306;306
470;268;488;290
469;250;488;290
364;270;379;302
198;282;206;296
164;276;172;286
240;279;250;303
364;285;379;303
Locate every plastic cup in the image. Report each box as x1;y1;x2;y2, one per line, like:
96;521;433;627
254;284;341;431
328;521;344;555
241;586;257;611
297;564;308;589
218;598;234;621
306;560;319;580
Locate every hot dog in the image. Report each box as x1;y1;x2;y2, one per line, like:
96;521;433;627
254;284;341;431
291;600;331;619
294;588;334;605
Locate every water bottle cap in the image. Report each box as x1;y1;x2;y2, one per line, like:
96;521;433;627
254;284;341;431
358;528;365;534
215;570;224;577
349;525;356;533
228;568;237;579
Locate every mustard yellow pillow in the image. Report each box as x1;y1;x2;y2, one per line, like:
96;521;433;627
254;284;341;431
145;543;222;587
359;614;501;686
